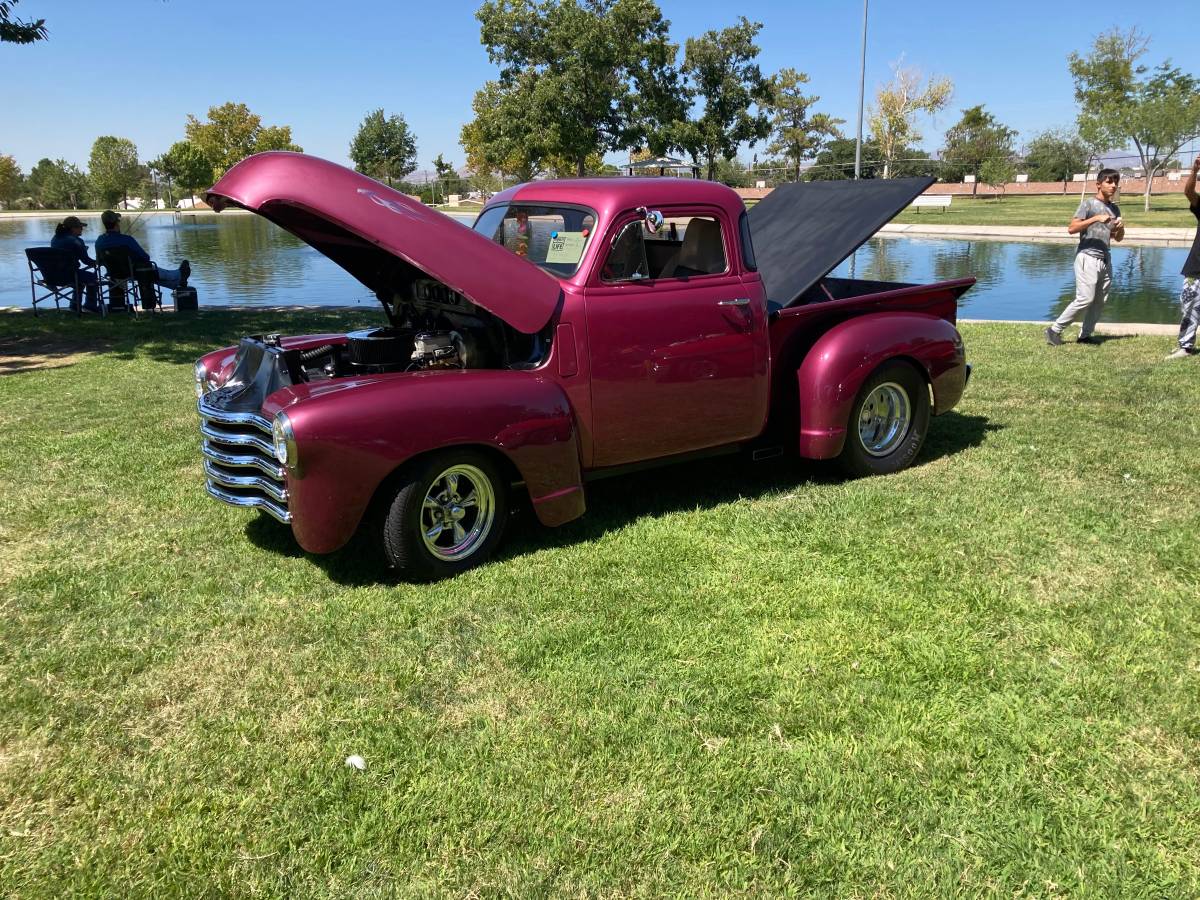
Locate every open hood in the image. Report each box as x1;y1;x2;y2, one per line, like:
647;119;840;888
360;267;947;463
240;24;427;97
206;153;561;334
748;177;934;308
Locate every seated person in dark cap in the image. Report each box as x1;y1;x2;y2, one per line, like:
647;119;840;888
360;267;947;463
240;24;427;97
94;209;191;292
49;215;100;312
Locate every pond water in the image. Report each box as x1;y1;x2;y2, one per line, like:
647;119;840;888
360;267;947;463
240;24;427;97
1;212;1190;323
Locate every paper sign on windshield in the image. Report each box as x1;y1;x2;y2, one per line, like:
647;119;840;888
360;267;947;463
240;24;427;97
545;232;586;264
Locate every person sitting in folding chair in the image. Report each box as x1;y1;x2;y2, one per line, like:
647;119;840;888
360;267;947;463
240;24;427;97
94;209;191;296
49;215;100;312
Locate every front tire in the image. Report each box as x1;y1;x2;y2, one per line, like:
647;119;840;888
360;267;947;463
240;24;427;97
379;450;508;581
838;361;930;477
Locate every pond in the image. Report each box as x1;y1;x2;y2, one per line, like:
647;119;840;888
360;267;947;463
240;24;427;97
1;212;1190;323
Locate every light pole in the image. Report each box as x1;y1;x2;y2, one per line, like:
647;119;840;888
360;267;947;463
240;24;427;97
854;0;869;179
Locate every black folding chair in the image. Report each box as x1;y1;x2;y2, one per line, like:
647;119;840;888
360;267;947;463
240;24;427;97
25;247;88;317
97;246;163;313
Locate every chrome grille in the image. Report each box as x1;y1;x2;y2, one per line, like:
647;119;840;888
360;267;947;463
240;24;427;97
197;398;291;523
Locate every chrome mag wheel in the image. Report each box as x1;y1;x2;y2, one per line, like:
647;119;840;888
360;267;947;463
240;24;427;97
420;464;496;562
857;381;912;457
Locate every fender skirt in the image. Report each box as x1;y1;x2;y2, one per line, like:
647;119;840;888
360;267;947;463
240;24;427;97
796;312;967;459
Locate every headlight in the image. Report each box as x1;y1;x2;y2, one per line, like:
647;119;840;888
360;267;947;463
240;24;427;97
194;361;209;398
272;412;297;467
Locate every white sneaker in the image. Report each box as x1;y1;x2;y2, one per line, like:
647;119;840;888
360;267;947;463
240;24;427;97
1165;347;1193;360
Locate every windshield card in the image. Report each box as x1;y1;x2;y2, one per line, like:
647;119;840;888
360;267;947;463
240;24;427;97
545;231;586;264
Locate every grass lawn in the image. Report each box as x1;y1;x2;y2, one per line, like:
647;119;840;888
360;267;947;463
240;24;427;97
1;310;1199;896
892;192;1197;228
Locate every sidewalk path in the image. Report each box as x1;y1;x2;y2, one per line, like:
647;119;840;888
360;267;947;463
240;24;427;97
880;223;1195;248
960;319;1178;336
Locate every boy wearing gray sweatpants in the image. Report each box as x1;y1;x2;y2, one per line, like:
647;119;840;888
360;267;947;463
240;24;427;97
1045;168;1125;346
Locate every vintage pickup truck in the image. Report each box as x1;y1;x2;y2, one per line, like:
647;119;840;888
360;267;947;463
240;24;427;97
195;153;973;580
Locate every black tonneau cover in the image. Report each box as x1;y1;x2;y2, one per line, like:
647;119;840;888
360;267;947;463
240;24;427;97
748;177;934;309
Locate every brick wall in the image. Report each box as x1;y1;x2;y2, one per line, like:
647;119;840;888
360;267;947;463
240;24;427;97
734;178;1190;202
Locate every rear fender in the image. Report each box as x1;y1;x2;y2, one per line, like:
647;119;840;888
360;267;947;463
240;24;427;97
268;370;584;554
796;312;966;459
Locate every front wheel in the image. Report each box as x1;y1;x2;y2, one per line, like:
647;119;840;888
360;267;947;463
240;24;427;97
379;450;508;581
838;361;930;477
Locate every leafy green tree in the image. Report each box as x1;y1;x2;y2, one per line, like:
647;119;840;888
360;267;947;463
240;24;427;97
979;156;1017;199
27;158;86;208
88;136;140;207
940;105;1017;196
1022;129;1087;182
0;153;22;206
349;109;418;186
0;1;46;43
157;140;214;206
675;17;772;181
764;68;843;182
185;102;302;178
868;64;952;179
475;0;684;177
1069;27;1200;211
461;76;549;184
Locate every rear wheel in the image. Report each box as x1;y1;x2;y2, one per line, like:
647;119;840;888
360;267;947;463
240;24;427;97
379;450;508;581
838;361;930;477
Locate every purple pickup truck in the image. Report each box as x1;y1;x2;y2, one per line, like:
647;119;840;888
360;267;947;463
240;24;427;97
195;153;973;580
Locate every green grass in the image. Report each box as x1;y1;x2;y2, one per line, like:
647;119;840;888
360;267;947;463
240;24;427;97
892;192;1197;228
2;310;1199;896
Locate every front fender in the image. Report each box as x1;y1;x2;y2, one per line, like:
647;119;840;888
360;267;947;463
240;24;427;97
797;313;966;459
264;369;584;554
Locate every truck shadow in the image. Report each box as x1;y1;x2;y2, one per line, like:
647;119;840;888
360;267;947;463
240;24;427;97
244;411;997;586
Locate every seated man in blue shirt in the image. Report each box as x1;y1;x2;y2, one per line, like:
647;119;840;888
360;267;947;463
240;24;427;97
94;209;190;292
49;215;100;312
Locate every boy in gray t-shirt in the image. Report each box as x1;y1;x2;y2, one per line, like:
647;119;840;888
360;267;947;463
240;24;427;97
1045;168;1125;345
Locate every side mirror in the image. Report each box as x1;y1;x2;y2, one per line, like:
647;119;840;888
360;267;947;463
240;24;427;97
637;207;664;235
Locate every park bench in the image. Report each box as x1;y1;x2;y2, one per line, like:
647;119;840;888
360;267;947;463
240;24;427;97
910;194;953;213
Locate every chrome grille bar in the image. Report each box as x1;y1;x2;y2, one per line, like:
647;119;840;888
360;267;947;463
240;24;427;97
203;460;289;504
197;395;290;522
201;440;285;480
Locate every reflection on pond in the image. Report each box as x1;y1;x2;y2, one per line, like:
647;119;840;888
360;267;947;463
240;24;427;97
1;213;1190;323
836;236;1189;323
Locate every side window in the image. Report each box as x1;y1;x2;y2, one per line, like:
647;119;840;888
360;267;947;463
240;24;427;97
601;221;650;282
648;215;727;280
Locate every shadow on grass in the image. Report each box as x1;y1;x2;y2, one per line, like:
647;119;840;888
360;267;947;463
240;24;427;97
243;411;998;587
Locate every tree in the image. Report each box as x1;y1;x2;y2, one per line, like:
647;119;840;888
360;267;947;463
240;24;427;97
868;64;952;179
0;154;22;207
88;136;140;207
474;0;684;177
1022;129;1088;182
806;138;938;181
155;141;214;206
349;109;418;186
764;68;844;182
1069;28;1200;211
941;105;1017;196
979;156;1017;199
26;158;86;208
461;76;550;185
675;17;772;181
0;1;46;43
185;102;302;179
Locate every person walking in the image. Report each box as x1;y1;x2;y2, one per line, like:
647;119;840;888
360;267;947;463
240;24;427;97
1045;168;1125;346
1166;156;1200;360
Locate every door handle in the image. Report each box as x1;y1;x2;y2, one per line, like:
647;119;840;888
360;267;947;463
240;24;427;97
717;297;751;307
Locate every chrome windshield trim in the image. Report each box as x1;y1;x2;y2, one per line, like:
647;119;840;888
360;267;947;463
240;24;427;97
204;460;289;504
200;422;275;456
205;483;292;524
201;440;285;479
197;397;273;433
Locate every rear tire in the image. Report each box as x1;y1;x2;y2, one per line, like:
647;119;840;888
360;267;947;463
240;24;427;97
379;450;508;581
838;361;930;477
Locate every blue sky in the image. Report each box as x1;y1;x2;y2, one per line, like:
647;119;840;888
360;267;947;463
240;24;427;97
2;0;1197;177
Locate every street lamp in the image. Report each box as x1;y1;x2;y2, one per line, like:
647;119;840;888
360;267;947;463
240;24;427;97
854;0;869;179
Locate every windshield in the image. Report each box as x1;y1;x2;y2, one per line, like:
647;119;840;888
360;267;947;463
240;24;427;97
473;203;597;277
